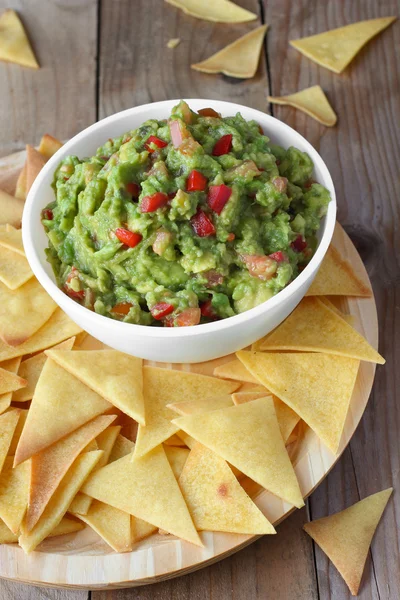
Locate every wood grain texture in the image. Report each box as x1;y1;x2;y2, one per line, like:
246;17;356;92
0;0;97;158
0;579;88;600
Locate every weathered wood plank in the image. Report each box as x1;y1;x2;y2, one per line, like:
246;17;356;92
0;0;98;158
263;0;400;597
0;579;88;600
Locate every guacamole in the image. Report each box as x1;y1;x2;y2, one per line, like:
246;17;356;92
42;101;330;327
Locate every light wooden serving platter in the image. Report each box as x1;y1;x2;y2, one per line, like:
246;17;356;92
0;150;378;590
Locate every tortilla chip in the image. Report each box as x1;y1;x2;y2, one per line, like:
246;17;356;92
0;9;39;69
164;445;189;479
165;0;257;23
14;358;112;466
167;38;181;49
304;488;392;595
260;297;384;364
109;434;134;463
192;25;267;79
15;164;27;201
8;409;28;455
167;394;233;416
82;445;202;546
45;349;145;425
319;296;354;325
307;246;372;297
0;226;25;256
0;189;24;228
0;277;58;346
173;397;304;507
164;434;187;446
26;415;116;531
0;357;21;414
0;245;33;290
19;450;102;553
38;134;63;159
232;392;300;444
0;456;30;533
131;517;157;544
237;351;360;453
0;365;26;394
134;367;239;459
214;358;258;383
26;145;46;194
48;516;84;538
268;85;337;126
290;17;396;74
176;430;196;449
0;518;18;543
0;308;82;362
179;443;275;534
13;337;76;403
77;500;132;553
0;409;20;473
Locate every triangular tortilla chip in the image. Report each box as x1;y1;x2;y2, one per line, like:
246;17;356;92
45;349;145;425
8;409;28;455
0;9;39;68
0;365;26;394
260;297;384;364
0;277;58;346
164;445;189;479
232;392;300;444
0;189;24;228
167;394;233;416
0;409;20;473
268;85;337;126
0;226;25;256
164;433;187;446
0;245;32;290
0;456;30;533
0;518;18;543
134;367;239;458
19;450;103;553
13;336;76;403
304;488;393;595
319;296;354;325
109;434;134;463
213;358;258;383
26;145;46;193
15;163;27;200
14;359;112;465
26;415;116;531
38;134;63;159
173;397;304;507
82;445;202;546
179;443;275;534
0;308;82;362
131;516;157;544
77;500;132;553
237;351;359;453
307;246;372;296
177;431;196;450
48;516;84;538
0;357;22;414
290;17;396;74
165;0;257;23
192;25;267;79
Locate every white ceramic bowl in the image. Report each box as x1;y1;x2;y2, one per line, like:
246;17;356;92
23;99;336;363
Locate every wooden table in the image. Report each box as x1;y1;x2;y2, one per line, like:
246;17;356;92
1;1;398;598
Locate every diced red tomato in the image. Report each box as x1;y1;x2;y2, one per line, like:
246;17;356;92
291;235;307;252
175;308;201;327
140;192;169;213
212;134;233;156
126;182;140;197
272;176;288;193
227;233;235;242
269;251;286;263
187;170;208;192
41;208;53;220
241;254;277;281
203;270;224;287
150;302;174;320
145;135;168;152
200;299;218;319
115;228;142;248
207;184;232;215
198;107;221;118
111;302;133;316
191;210;216;237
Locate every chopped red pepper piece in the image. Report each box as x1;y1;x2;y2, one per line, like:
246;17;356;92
291;235;307;252
175;308;201;327
200;299;218;319
126;182;140;197
207;184;232;215
115;228;142;248
140;192;169;213
145;135;168;152
151;302;174;320
111;302;133;316
41;208;53;220
191;210;216;237
187;170;208;192
212;134;233;156
269;251;286;263
198;107;221;118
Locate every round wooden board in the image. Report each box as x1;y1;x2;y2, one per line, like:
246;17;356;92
0;151;378;590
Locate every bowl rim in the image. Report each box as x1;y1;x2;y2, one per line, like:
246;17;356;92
22;98;337;339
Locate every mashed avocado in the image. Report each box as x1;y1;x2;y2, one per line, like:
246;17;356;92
42;101;330;327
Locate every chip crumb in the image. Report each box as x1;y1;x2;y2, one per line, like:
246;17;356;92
167;38;181;49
